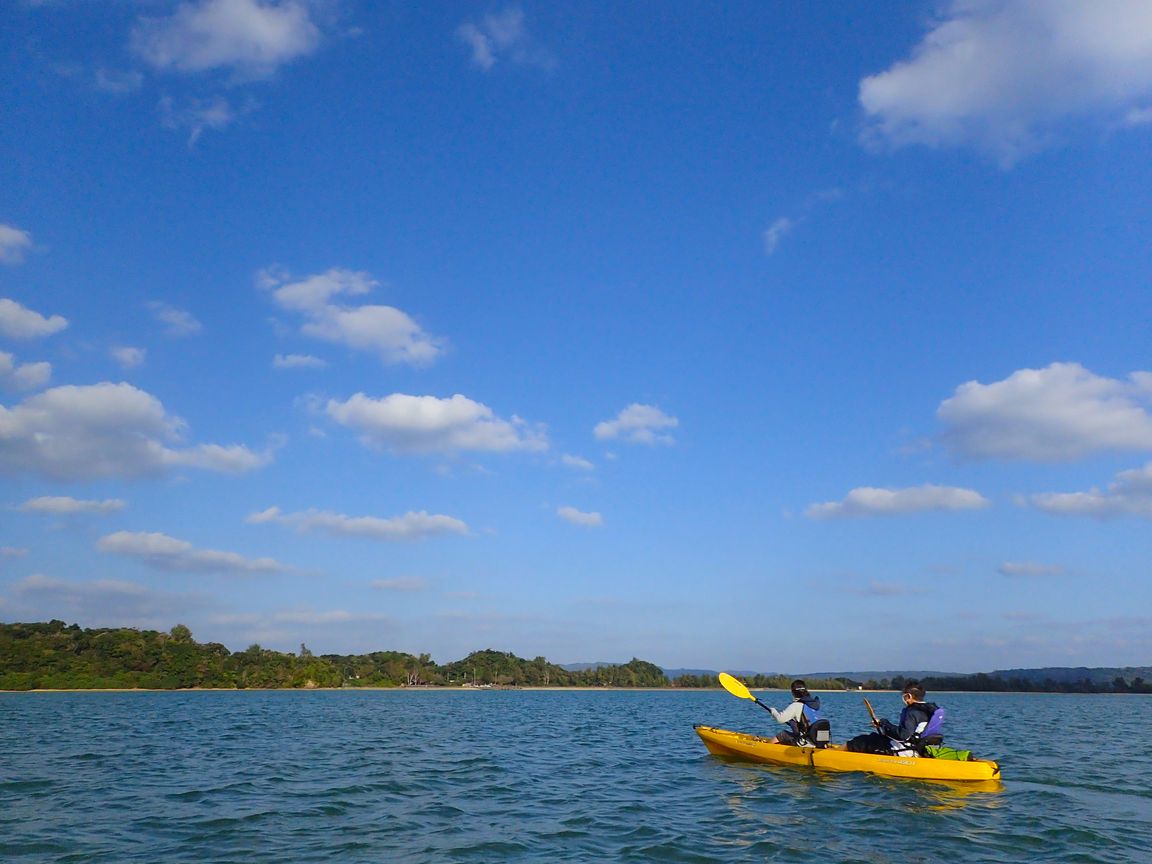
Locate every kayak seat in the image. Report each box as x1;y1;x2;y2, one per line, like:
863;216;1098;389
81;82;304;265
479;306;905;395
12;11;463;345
801;719;832;749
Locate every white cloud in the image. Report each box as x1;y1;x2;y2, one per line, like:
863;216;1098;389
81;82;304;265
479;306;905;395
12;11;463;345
859;0;1152;163
159;95;249;144
148;301;202;336
763;217;794;255
9;573;210;627
371;577;427;592
247;506;469;540
938;363;1152;461
998;561;1064;577
594;403;678;445
557;505;602;527
97;530;286;573
561;453;594;471
0;298;68;340
262;268;445;366
457;7;553;72
806;484;990;519
132;0;322;77
2;546;27;558
1027;462;1152;519
18;496;126;515
0;382;272;480
273;352;326;369
111;346;146;369
0;352;51;391
326;392;548;454
0;225;33;264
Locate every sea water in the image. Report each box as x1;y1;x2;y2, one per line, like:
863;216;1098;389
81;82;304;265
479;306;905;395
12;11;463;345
2;689;1150;863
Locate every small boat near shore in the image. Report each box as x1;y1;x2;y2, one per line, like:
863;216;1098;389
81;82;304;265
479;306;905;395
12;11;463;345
694;725;1001;783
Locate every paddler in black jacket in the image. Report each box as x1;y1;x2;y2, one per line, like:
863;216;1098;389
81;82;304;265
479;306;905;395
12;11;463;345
846;680;942;754
877;681;939;743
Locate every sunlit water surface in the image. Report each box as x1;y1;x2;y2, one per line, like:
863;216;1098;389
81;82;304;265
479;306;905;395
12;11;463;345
3;690;1150;863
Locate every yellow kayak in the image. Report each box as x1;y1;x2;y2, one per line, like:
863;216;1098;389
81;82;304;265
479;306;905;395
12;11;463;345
695;725;1001;783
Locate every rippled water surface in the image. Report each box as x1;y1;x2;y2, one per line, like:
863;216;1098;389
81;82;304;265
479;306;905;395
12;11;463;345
3;690;1150;862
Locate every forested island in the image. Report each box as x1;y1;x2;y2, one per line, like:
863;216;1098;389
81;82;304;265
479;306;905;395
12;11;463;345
2;621;1149;693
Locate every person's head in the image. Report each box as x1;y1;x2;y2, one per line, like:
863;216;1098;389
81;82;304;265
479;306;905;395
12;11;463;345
790;679;809;700
902;681;926;703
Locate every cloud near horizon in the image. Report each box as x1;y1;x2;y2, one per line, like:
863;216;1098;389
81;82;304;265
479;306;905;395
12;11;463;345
0;382;273;480
247;506;469;540
97;531;286;574
937;363;1152;462
859;0;1152;164
806;484;990;519
326;392;547;454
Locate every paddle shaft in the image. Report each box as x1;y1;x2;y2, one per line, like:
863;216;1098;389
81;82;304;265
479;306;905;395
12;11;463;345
864;697;882;730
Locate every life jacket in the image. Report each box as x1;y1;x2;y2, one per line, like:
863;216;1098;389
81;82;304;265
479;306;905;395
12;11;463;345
791;696;822;738
889;703;945;757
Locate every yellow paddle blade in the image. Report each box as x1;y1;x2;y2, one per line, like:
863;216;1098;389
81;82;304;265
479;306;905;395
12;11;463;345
718;672;754;700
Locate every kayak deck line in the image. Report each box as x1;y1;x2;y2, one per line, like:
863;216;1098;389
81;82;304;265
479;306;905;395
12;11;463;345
694;724;1001;783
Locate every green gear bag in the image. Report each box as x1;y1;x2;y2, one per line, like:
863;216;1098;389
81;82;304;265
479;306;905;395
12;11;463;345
924;744;973;761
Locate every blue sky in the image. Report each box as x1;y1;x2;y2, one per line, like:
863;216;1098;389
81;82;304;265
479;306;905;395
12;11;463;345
3;1;1152;673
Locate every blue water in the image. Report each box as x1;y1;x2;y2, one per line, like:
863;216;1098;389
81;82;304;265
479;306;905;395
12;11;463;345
2;690;1150;863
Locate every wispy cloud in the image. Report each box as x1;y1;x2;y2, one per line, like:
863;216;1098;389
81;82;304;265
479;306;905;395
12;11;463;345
247;506;469;540
860;1;1152;164
457;7;553;72
1026;462;1152;519
0;225;34;265
594;403;678;445
326;392;547;454
998;561;1064;578
806;484;990;519
111;346;146;369
148;301;202;336
938;363;1152;462
763;217;794;256
561;453;594;471
557;506;602;528
97;530;286;574
18;496;127;516
10;574;211;628
273;353;327;370
159;95;251;145
371;577;427;592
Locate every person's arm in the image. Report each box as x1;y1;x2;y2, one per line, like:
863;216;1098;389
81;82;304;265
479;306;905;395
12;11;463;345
878;715;900;738
769;701;804;725
895;705;928;741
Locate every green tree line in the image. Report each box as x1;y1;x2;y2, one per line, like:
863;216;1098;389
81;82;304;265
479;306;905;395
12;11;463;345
0;622;669;690
4;621;1149;692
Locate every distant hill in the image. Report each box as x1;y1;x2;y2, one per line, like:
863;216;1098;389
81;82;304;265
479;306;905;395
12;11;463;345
991;666;1152;686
